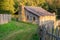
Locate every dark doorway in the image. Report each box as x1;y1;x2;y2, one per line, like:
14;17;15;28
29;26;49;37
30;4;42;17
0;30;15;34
26;15;29;20
33;17;36;22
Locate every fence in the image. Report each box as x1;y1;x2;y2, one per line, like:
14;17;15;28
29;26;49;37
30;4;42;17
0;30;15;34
38;21;60;40
0;14;11;24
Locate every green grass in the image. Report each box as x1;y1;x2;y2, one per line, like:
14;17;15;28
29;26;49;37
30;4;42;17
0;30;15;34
0;21;39;40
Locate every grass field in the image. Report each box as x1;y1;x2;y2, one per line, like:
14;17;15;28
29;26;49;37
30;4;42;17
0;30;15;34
0;21;39;40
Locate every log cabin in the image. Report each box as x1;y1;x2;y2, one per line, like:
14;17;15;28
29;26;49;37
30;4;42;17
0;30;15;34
18;6;56;27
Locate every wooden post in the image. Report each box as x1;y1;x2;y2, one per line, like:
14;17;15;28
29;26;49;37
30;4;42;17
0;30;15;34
38;25;42;40
41;25;46;40
55;27;58;40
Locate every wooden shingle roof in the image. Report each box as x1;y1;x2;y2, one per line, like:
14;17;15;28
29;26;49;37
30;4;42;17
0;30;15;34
24;6;54;16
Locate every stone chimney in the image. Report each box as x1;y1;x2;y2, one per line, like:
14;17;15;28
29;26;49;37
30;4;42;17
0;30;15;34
18;4;26;22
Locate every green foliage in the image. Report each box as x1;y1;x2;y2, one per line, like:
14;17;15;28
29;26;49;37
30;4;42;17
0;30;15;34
14;0;19;11
46;0;60;19
41;3;49;10
56;8;60;19
16;0;48;11
0;0;15;14
0;10;11;14
17;0;46;6
0;0;48;14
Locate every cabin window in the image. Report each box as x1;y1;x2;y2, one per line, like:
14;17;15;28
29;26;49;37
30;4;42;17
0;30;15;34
26;15;29;20
33;17;36;22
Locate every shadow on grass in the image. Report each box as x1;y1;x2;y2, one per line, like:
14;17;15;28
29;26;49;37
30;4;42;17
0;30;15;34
31;33;39;40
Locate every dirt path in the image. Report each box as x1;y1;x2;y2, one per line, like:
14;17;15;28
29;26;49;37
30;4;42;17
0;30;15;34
3;28;32;40
3;30;24;40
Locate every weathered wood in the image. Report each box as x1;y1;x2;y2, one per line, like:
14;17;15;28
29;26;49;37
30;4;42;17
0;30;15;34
0;14;11;24
47;32;60;40
39;21;60;40
41;25;46;40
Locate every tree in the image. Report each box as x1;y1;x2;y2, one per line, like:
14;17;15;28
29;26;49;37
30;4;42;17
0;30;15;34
45;0;60;19
0;0;15;14
14;0;19;12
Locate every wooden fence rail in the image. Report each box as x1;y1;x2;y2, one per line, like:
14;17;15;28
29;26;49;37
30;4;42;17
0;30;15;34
47;32;60;40
38;21;60;40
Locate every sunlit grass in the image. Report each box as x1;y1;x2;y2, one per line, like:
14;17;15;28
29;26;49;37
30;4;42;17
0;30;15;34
0;21;39;40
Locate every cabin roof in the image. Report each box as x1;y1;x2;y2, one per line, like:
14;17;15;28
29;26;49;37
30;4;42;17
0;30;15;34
24;6;54;16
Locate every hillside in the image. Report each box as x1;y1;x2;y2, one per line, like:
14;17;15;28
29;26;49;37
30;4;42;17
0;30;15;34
0;21;39;40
